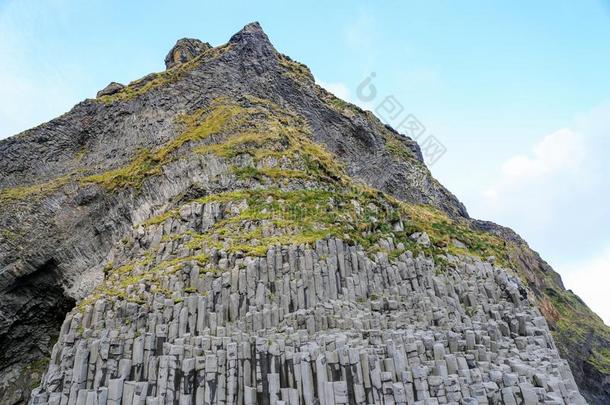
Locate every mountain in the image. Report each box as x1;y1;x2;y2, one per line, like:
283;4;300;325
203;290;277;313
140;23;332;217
0;22;608;405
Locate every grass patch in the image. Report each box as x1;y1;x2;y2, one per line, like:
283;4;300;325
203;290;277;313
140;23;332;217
277;53;313;82
0;175;71;204
545;286;610;377
81;100;245;191
80;149;161;191
589;347;610;374
396;200;509;264
97;43;234;104
385;135;414;161
231;166;309;182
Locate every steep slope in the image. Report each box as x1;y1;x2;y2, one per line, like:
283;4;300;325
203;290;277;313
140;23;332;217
0;22;607;404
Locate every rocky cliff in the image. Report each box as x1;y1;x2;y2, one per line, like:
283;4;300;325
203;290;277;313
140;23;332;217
0;22;608;405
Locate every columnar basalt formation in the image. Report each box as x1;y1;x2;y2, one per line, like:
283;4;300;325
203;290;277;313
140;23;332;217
30;203;585;404
0;22;608;404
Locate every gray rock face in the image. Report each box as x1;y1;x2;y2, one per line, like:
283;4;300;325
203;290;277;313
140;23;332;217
164;38;212;69
0;21;607;404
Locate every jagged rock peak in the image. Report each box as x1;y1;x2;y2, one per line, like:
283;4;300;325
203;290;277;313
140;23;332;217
226;21;277;70
164;38;212;69
229;21;269;44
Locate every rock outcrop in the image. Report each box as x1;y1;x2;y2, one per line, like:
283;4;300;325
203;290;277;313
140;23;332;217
165;38;212;69
0;22;608;404
97;82;125;98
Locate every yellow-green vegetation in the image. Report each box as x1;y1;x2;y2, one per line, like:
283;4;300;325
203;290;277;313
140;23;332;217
149;184;504;262
79;252;211;309
142;210;177;227
318;88;361;119
140;125;509;264
589;347;610;375
82;94;347;193
327;95;351;112
26;357;51;389
545;287;610;375
1;228;19;241
75;147;87;162
82;95;520;318
231;166;309;182
149;187;394;257
195;131;284;158
81;99;247;191
169;100;249;161
385;135;415;161
191;95;347;184
0;175;72;204
80;149;161;191
97;43;234;104
277;53;314;82
397;201;509;264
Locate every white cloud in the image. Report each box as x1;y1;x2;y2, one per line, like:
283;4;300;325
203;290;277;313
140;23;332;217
463;105;610;326
562;245;610;325
484;129;586;203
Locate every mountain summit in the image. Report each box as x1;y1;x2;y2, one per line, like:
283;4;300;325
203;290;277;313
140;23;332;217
0;22;608;405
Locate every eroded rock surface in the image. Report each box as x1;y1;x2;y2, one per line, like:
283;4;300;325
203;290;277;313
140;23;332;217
97;82;125;98
165;38;212;69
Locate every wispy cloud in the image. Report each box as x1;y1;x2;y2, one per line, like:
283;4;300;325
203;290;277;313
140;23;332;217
484;129;586;210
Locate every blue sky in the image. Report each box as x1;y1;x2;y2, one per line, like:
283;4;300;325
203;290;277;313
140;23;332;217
1;0;609;323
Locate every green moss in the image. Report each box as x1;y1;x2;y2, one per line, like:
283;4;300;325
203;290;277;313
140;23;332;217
0;175;71;203
394;200;509;265
231;166;309;182
161;101;245;161
80;149;161;191
83;95;314;193
194;131;284;158
171;187;405;257
385;135;414;161
97;43;234;104
327;96;350;111
232;166;264;182
27;357;50;389
544;286;610;378
75;147;87;162
277;53;314;82
1;228;19;242
589;347;610;374
142;211;177;227
81;100;245;191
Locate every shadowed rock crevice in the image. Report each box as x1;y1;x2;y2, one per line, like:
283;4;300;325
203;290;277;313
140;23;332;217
0;259;75;405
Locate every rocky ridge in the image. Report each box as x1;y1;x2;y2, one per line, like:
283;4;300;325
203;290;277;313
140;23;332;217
0;22;608;404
